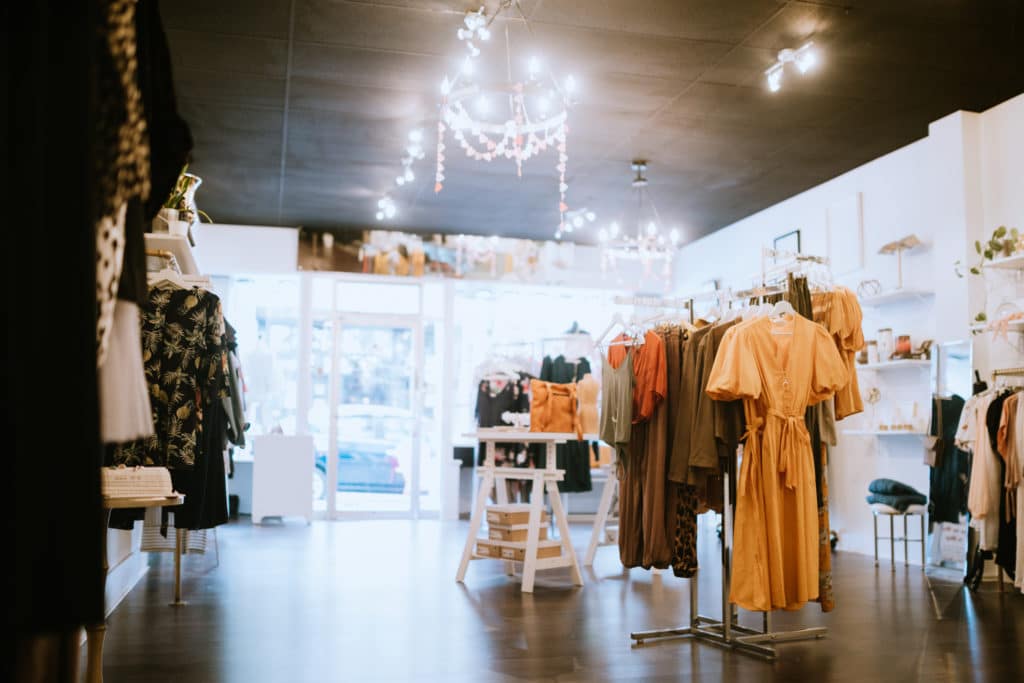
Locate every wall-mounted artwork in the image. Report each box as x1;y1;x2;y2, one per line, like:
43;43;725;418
773;229;801;259
827;192;864;274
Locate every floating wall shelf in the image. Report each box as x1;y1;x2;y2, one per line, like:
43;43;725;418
843;430;927;437
859;289;935;307
857;359;932;371
984;252;1024;271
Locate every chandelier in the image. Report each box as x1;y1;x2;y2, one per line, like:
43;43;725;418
434;1;576;234
597;161;681;278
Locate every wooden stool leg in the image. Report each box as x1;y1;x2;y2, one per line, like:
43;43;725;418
457;469;494;582
903;515;909;566
889;515;895;571
873;514;879;566
584;471;616;566
548;477;583;586
920;514;926;570
521;471;546;593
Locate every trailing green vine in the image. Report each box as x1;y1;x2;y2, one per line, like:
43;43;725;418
955;225;1020;277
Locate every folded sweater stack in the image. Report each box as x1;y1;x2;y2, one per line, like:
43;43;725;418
866;478;927;511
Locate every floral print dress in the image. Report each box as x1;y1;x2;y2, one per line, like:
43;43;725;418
113;285;228;470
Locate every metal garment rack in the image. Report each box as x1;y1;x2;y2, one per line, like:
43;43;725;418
631;251;832;659
630;449;827;659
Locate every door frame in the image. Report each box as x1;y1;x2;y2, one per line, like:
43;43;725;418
325;312;424;520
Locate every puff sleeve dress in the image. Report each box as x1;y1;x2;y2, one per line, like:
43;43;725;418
706;314;848;612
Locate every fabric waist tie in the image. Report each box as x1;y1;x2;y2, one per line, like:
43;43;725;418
767;408;810;490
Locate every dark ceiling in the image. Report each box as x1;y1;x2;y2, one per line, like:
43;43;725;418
161;0;1024;245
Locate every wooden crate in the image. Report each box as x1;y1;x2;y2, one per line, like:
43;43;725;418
488;526;548;542
485;504;549;526
475;539;562;561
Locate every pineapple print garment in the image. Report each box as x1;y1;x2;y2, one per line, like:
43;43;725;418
113;286;228;469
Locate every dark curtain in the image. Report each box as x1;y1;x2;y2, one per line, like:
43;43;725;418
11;0;106;655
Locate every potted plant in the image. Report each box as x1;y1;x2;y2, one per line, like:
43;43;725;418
159;165;211;245
956;225;1020;276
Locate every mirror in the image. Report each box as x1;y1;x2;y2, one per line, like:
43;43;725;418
934;339;971;399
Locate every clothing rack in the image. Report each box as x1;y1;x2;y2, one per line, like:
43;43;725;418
630;248;833;659
992;366;1024;378
612;294;696;324
630;446;827;659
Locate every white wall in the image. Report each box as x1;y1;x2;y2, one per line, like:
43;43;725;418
671;92;1024;561
105;526;145;616
977;94;1024;376
193;223;299;274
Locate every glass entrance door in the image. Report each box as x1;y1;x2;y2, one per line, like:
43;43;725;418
322;317;421;517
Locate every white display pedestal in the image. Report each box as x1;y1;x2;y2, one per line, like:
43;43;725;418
456;430;585;593
251;435;314;525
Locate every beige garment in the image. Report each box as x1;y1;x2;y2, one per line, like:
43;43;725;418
578;373;599;434
965;393;1001;550
706;314;848;612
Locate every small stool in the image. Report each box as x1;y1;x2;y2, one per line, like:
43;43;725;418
871;503;926;571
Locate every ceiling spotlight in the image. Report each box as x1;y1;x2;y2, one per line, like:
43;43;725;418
478;27;491;41
610;222;620;238
377;198;387;208
384;204;397;219
572;215;584;228
461;58;474;76
598;228;609;242
441;77;452;95
765;41;816;92
375;211;384;221
795;46;816;74
404;168;414;182
669;228;680;244
408;129;423;143
395;175;406;186
529;56;541;77
565;75;577;93
646;221;657;237
585;211;596;222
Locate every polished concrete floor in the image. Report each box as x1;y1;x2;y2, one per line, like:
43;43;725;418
97;517;1023;682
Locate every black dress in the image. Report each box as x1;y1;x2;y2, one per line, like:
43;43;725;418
475;375;530;466
110;286;231;531
987;393;1016;580
927;394;969;526
536;355;593;492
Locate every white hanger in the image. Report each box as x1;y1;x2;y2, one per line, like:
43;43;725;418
594;313;627;348
771;299;796;318
148;268;187;289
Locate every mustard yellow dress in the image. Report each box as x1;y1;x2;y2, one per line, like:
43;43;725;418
706;314;848;612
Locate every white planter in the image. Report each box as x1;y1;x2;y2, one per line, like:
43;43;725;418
168;219;190;237
152;208;178;233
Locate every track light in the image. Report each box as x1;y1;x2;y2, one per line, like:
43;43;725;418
765;41;817;92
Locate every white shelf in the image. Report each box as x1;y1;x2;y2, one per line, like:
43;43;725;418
984;252;1024;271
843;430;927;437
859;289;935;306
971;320;1024;333
144;233;199;275
857;359;932;370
